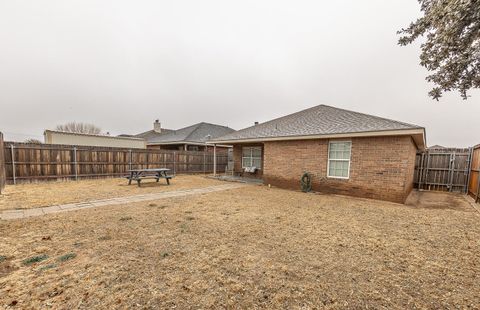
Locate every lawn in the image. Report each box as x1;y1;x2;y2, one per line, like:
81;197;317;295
0;175;223;211
0;179;479;308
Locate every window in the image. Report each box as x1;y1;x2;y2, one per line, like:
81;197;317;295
328;141;351;179
242;147;262;169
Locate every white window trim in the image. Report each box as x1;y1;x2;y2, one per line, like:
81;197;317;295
327;141;351;179
242;146;262;169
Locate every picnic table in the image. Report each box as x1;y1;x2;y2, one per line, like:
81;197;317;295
126;168;173;187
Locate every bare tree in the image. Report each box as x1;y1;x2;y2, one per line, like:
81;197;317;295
55;122;102;134
24;138;42;144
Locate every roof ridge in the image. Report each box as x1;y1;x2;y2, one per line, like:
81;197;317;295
183;123;204;141
233;104;322;132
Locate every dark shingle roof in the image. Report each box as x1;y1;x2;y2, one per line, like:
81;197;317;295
133;129;174;142
212;104;423;142
148;122;235;144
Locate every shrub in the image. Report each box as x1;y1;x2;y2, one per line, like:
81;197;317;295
23;254;48;265
57;253;76;262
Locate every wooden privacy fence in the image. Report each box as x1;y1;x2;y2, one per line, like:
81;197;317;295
0;133;5;193
414;148;472;193
3;142;228;184
468;145;480;203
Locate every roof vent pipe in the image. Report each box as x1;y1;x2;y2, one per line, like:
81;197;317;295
254;122;259;125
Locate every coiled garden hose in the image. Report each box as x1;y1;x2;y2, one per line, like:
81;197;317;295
301;172;312;192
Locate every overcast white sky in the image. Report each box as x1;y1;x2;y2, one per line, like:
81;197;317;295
0;0;479;147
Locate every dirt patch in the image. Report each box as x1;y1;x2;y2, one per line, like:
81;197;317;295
405;190;474;212
0;175;223;211
0;185;479;308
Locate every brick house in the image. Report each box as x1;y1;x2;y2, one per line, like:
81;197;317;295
210;105;426;203
124;120;235;152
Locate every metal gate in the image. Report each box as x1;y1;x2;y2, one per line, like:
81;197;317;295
414;147;472;193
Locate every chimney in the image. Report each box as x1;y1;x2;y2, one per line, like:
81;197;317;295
154;119;162;133
254;121;259;126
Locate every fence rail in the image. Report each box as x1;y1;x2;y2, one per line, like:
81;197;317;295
3;142;228;184
0;133;5;193
468;145;480;203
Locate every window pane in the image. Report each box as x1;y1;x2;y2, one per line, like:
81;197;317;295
329;142;351;160
329;159;350;178
328;165;335;176
242;147;251;156
243;158;251;167
252;158;262;168
330;161;337;170
252;147;262;157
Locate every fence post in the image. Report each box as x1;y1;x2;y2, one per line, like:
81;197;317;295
129;150;132;171
448;153;454;192
203;150;206;175
73;147;78;181
418;152;424;190
173;151;176;176
213;144;217;176
476;168;480;203
10;144;16;185
465;147;473;194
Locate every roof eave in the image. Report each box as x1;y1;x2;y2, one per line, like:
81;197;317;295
147;141;231;147
209;128;426;149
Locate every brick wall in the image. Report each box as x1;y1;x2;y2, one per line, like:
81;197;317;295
233;135;417;203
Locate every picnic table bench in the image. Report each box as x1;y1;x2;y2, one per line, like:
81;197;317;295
126;168;173;187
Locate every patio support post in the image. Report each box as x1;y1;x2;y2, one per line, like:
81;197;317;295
213;144;217;176
10;144;16;185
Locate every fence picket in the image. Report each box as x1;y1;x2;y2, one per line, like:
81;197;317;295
2;142;228;184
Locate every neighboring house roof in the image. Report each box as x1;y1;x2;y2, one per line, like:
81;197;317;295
211;104;426;148
133;128;174;142
148;122;235;145
44;130;146;148
45;130;145;141
428;145;445;149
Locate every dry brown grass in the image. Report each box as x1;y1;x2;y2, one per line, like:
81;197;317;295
0;175;223;211
0;183;479;309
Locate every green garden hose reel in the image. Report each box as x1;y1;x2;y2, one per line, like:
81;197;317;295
301;172;312;193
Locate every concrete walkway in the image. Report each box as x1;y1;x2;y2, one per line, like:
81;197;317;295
0;183;245;221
